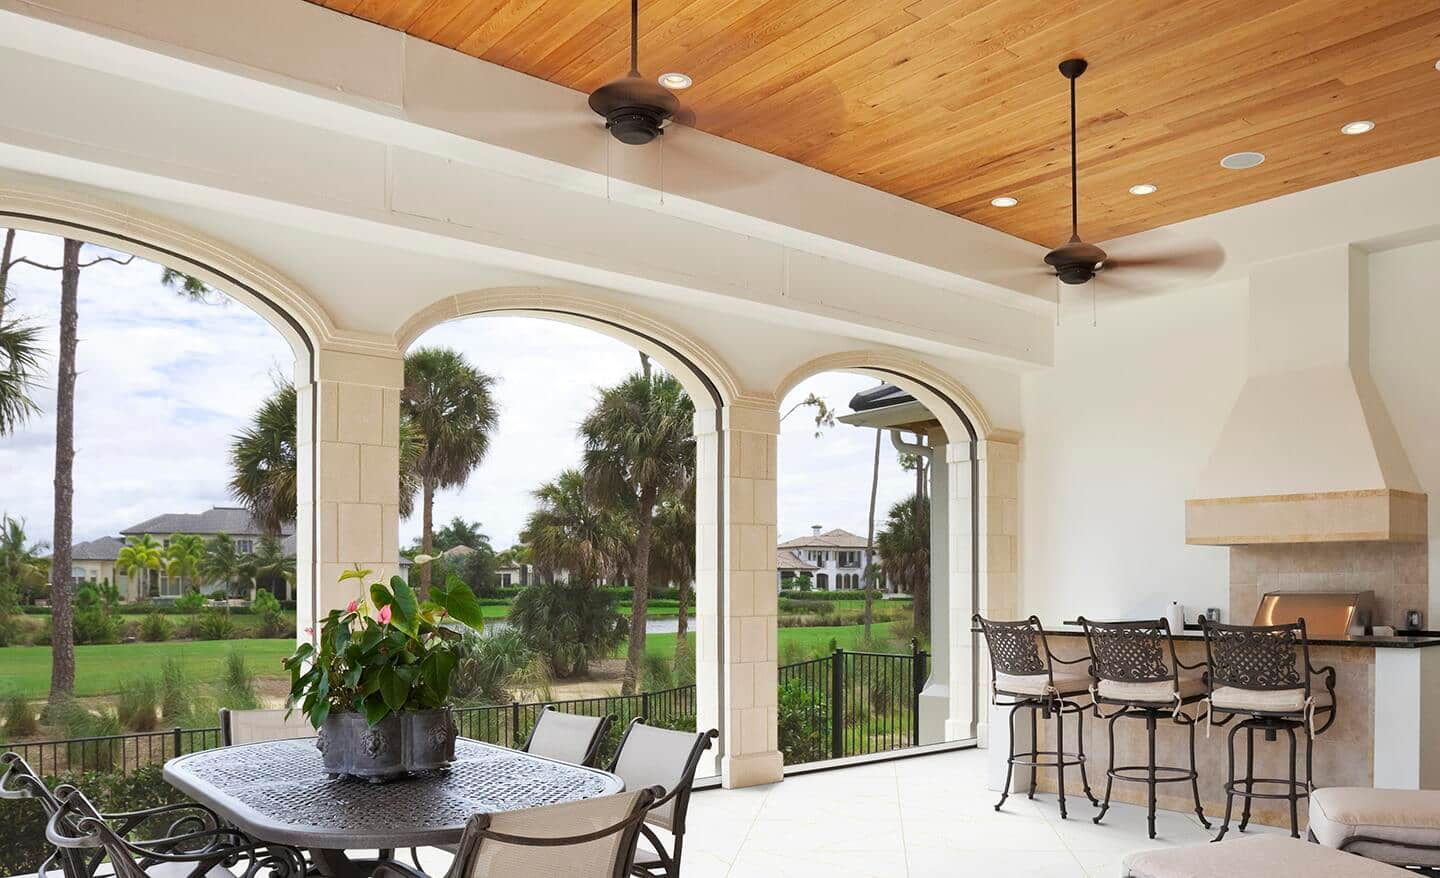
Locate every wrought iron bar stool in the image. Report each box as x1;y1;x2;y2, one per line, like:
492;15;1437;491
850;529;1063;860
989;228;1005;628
1200;617;1336;840
1079;617;1211;839
975;614;1098;819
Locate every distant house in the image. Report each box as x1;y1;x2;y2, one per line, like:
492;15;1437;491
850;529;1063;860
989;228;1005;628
60;506;295;602
775;548;818;588
777;526;888;592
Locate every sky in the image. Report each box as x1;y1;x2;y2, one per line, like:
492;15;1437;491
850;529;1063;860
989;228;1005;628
2;229;921;552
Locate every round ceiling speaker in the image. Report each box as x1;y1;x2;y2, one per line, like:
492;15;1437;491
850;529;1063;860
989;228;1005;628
1220;151;1266;170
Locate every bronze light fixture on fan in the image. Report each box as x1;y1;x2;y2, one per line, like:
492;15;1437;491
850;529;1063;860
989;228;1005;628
588;0;684;145
1042;59;1222;288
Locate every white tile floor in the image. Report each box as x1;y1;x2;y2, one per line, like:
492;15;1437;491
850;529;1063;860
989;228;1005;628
410;747;1288;878
652;748;1278;878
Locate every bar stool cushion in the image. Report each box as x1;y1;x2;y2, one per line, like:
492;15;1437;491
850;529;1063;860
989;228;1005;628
994;670;1093;697
1097;673;1205;705
1123;834;1411;877
1309;787;1440;868
1211;686;1333;714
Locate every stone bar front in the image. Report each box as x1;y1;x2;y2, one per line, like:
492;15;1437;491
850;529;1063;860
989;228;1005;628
984;628;1440;829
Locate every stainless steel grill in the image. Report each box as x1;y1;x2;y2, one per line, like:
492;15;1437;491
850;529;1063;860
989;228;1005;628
1253;590;1375;637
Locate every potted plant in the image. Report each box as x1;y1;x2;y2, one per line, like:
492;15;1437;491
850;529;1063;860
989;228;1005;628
283;564;485;783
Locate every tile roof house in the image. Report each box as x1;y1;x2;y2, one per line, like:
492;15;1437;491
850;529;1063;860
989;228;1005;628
64;507;295;601
777;526;888;592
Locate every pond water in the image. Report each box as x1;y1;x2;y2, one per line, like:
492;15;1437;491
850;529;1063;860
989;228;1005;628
485;616;680;635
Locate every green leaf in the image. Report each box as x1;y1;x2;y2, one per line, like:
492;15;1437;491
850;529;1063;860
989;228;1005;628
379;665;410;712
430;575;486;631
389;576;419;632
339;567;371;584
362;692;390;725
423;651;456;700
309;697;330;729
369;581;393;611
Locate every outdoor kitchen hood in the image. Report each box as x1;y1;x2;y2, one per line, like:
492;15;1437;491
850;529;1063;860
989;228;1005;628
1185;245;1427;545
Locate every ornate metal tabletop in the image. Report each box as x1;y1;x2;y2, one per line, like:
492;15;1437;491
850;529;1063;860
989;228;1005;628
163;737;624;851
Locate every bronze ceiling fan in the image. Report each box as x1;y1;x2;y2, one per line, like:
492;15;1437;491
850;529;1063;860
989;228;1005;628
1043;58;1221;289
588;0;690;144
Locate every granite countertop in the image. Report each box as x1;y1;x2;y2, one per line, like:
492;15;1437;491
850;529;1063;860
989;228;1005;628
1034;622;1440;649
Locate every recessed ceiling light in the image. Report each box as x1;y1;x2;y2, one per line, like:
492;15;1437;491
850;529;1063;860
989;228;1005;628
1220;151;1266;170
990;196;1018;207
658;72;692;90
1128;183;1158;196
1340;120;1375;135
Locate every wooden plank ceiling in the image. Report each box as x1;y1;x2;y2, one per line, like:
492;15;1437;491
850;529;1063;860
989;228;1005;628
312;0;1440;246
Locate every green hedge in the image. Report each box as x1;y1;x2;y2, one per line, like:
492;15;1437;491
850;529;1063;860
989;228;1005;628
0;765;183;876
778;589;911;602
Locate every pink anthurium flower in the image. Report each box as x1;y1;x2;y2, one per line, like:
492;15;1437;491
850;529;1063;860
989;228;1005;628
377;604;392;624
303;626;314;637
346;599;359;613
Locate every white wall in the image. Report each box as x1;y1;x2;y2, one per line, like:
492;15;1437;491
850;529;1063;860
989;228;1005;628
1019;241;1440;626
1019;281;1248;623
1369;241;1440;624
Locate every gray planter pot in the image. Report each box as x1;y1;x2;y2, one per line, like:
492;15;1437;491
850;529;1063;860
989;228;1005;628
317;708;456;783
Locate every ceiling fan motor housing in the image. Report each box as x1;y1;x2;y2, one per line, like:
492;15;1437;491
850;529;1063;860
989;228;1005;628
604;107;667;144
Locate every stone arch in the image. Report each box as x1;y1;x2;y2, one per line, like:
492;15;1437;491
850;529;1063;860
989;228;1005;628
0;182;345;381
774;349;1012;746
395;286;745;411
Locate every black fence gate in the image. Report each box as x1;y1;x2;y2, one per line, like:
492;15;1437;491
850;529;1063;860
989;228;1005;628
777;639;929;764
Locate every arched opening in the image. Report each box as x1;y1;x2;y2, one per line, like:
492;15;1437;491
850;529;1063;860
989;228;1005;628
0;215;321;751
396;300;738;780
776;355;988;763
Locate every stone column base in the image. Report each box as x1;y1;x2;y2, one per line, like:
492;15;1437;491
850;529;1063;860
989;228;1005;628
722;750;783;789
918;683;949;746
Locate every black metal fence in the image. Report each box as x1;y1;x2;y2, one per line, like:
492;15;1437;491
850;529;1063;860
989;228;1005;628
4;645;926;775
778;640;929;763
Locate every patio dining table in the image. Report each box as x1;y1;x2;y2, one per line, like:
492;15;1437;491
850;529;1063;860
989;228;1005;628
163;737;625;878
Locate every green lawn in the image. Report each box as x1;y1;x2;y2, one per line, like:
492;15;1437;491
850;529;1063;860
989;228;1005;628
3;640;296;700
625;622;904;662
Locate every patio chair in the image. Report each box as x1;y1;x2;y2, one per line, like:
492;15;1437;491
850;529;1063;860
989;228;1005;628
607;720;718;878
523;707;615;768
41;785;306;878
218;708;314;746
1201;617;1336;840
375;788;662;878
1078;617;1211;839
974;614;1098;819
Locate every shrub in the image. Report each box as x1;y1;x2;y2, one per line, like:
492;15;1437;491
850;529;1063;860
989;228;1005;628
195;609;236;640
117;678;160;732
159;657;189;723
173;589;206;615
450;629;542;705
139;609;174;642
251;589;288;638
509;581;624;678
2;693;38;738
53;704;123;771
219;646;260;710
777;678;829;765
72;583;121;644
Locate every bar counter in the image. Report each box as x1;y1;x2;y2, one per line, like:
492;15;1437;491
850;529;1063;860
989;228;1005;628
983;622;1440;830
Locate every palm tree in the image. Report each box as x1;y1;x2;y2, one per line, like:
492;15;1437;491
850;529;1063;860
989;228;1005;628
246;534;293;601
163;534;207;595
402;347;498;597
522;469;626;584
229;383;298;535
159;267;223;304
117;534;164;599
0;514;49;604
0;317;42;436
580;371;695;694
649;484;695;666
876;497;930;634
201;533;241;595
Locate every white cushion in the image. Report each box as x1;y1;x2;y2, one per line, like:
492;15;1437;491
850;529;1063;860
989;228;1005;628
1310;787;1440;868
1123;834;1410;877
1210;686;1333;714
1097;674;1204;705
994;670;1092;697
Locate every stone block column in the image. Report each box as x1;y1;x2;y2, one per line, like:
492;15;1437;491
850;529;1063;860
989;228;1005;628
296;345;404;642
709;398;782;788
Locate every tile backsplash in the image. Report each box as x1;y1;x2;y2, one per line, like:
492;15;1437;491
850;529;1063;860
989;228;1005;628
1228;541;1427;629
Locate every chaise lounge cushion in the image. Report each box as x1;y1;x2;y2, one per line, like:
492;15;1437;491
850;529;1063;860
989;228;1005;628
994;670;1093;697
1122;834;1410;877
1309;787;1440;868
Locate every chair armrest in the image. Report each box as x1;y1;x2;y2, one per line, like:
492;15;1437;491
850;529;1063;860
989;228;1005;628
1050;653;1089;666
1175;657;1207;671
107;801;219;837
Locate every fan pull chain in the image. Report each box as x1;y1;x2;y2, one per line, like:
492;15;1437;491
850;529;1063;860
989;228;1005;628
1092;276;1097;327
659;133;665;206
605;133;611;202
1055;276;1062;327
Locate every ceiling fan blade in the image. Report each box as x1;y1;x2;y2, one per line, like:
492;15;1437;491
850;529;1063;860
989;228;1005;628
1103;239;1225;276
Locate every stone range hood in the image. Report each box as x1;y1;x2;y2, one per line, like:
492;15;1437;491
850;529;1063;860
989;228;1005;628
1186;245;1427;546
